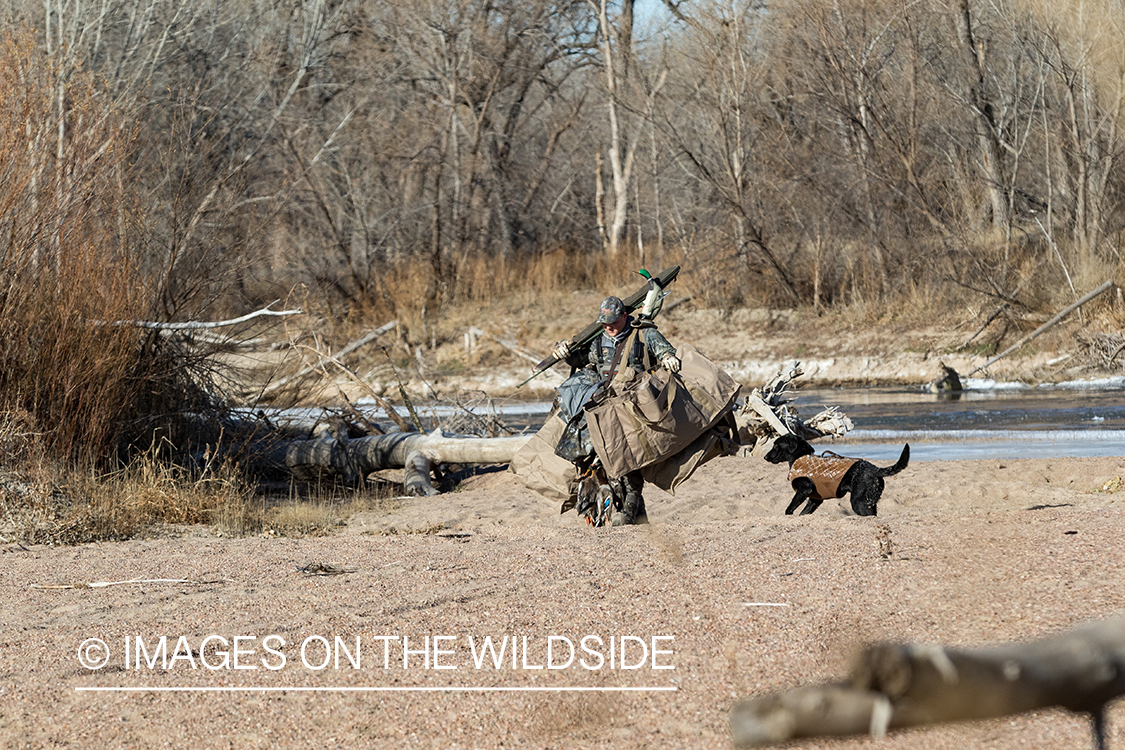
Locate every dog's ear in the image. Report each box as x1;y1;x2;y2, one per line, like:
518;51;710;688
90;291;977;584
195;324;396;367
773;434;800;452
781;434;815;458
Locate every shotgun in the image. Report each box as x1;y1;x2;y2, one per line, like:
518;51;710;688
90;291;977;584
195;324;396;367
516;265;681;389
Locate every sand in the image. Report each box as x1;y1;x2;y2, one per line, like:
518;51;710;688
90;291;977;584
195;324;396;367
5;298;1125;748
3;450;1125;749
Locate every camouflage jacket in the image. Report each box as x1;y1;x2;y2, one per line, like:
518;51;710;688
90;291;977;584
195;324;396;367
565;318;676;380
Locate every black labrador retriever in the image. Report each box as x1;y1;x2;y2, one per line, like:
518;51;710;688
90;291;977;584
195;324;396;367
764;434;910;516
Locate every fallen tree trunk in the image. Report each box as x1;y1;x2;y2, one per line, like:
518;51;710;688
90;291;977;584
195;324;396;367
731;614;1125;749
238;359;854;496
966;280;1113;378
249;430;530;496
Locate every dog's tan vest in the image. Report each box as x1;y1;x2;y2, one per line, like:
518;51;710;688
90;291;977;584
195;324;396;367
788;453;858;500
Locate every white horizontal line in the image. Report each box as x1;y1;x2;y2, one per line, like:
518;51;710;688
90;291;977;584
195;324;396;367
76;686;678;693
743;602;791;607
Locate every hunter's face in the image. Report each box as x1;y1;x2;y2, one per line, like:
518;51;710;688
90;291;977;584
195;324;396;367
602;313;627;337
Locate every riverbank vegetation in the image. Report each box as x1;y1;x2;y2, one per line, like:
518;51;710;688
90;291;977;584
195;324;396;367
1;0;1124;541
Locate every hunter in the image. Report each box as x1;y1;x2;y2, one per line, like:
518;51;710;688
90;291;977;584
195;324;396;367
552;295;681;526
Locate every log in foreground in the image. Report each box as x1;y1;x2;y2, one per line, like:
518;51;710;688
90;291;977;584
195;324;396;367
253;430;530;496
731;614;1125;748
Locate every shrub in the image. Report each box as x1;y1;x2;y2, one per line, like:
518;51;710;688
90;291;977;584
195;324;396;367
0;29;200;468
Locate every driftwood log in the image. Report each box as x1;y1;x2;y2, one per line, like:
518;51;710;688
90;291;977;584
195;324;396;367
926;279;1113;389
250;430;529;496
734;361;853;455
731;614;1125;749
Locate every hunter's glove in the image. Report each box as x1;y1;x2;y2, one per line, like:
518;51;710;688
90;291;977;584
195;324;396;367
553;340;572;360
661;353;681;373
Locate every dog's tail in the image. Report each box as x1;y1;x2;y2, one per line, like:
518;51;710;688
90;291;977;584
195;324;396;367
877;444;910;477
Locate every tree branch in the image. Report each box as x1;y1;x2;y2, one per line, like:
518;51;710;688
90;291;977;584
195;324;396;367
255;321;399;398
100;302;303;330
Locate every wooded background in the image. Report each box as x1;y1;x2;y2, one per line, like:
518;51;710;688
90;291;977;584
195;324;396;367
2;0;1123;322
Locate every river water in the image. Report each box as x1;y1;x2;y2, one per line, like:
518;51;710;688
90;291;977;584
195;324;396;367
788;377;1125;462
327;376;1125;464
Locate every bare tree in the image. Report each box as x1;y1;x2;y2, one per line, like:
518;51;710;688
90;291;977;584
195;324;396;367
290;0;596;309
1027;3;1125;266
7;0;1121;327
953;0;1011;232
591;0;643;257
656;0;799;301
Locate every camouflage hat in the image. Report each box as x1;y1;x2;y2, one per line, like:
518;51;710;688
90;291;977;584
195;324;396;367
596;296;625;324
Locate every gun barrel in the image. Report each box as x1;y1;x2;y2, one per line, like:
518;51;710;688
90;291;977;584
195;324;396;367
517;264;681;389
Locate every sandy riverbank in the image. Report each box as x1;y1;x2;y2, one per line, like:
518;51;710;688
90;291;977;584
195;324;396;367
3;451;1125;749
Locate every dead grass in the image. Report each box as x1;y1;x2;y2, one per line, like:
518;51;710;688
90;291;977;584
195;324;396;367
0;29;247;544
0;419;246;544
331;247;688;344
211;476;400;539
0;441;401;545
